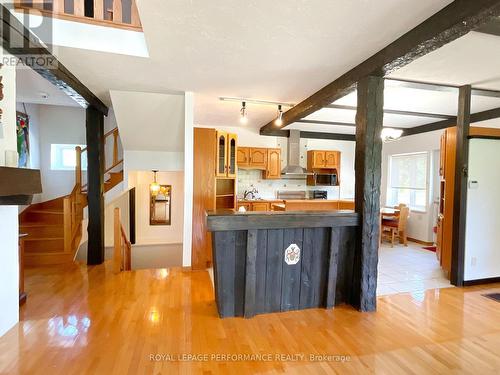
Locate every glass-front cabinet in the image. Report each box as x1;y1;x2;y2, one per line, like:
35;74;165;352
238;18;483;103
215;130;237;178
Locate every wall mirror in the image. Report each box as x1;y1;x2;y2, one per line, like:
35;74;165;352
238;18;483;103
150;185;171;225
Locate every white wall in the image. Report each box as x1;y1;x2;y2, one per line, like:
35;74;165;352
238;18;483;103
128;170;184;245
464;139;500;281
381;130;442;242
0;52;19;338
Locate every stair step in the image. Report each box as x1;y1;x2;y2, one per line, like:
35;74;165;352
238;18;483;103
20;223;64;238
24;211;64;225
24;237;64;253
29;209;63;215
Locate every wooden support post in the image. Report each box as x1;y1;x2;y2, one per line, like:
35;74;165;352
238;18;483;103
86;106;105;265
74;0;84;16
352;76;384;312
113;207;122;273
451;85;472;286
63;197;71;253
113;129;119;165
131;0;140;26
94;0;104;20
113;0;122;23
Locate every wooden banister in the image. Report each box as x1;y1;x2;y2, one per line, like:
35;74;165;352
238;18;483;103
114;207;131;273
15;0;142;31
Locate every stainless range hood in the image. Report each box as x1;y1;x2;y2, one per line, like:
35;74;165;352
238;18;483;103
281;130;312;176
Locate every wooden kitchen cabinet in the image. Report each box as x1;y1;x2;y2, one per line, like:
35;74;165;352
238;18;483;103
308;150;340;169
264;148;281;179
216;130;238;177
251;202;270;211
249;148;267;168
237;147;250;167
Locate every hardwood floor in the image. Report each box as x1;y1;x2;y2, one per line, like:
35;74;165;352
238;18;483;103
1;263;500;374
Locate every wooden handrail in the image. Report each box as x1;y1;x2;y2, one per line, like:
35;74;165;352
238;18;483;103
114;207;131;273
75;127;122;192
15;0;142;31
63;183;84;256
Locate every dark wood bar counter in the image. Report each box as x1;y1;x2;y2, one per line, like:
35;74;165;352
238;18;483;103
206;210;360;318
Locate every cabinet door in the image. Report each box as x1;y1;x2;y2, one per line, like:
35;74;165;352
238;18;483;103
312;151;326;168
250;148;267;168
237;147;250;167
324;151;339;168
251;202;269;211
216;131;227;177
265;149;281;179
227;134;237;177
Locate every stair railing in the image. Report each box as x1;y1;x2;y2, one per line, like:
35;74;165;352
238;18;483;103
63;184;85;255
113;207;131;272
75;127;123;193
15;0;142;30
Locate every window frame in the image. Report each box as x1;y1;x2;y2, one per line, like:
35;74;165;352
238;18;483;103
386;151;430;213
50;143;87;171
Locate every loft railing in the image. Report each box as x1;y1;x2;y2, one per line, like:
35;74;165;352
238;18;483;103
15;0;142;30
75;127;123;193
113;206;131;272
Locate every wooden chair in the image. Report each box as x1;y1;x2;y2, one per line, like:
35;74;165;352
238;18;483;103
381;206;409;247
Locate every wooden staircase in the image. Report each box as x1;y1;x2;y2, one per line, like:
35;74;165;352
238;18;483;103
20;128;123;267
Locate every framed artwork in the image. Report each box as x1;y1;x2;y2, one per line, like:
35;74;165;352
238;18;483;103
16;112;30;168
150;185;172;225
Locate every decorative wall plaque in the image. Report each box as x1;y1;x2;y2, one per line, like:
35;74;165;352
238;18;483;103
284;244;301;265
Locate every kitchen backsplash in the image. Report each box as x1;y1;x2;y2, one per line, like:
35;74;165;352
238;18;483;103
237;169;350;200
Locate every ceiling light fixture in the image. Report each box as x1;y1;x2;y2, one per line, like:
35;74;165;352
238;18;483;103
275;105;283;126
381;128;403;142
240;102;248;124
150;170;161;196
220;97;294;108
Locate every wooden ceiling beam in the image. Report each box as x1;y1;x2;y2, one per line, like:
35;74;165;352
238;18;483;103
386;78;500;98
326;103;454;120
260;0;500;135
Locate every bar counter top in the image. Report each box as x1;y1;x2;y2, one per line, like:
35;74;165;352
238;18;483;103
207;209;359;231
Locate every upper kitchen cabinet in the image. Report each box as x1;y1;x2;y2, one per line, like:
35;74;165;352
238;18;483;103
308;150;340;169
237;147;267;170
216;130;238;177
264;148;281;179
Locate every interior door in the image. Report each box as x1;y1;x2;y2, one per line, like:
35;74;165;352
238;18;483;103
464;138;500;281
227;134;237;178
216;131;227;177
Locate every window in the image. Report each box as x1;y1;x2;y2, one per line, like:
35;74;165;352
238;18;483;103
51;144;87;171
387;152;428;211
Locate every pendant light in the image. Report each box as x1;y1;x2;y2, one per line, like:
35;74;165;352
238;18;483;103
240;101;248;124
150;170;161;196
275;105;283;126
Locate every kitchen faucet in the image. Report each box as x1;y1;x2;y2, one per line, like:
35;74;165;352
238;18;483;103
243;187;258;200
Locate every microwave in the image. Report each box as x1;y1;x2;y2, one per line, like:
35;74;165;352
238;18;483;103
313;173;338;186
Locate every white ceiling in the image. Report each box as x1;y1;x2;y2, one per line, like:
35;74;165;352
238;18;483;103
16;67;80;107
46;0;453;130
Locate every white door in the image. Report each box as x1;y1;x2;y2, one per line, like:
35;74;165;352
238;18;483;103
464;139;500;281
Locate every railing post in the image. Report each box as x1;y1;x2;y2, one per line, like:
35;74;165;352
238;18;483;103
74;0;84;16
63;197;72;253
75;146;82;187
113;129;119;166
94;0;104;20
114;207;122;273
131;0;140;27
113;0;122;23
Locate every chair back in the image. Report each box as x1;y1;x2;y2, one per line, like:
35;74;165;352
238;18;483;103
398;206;410;232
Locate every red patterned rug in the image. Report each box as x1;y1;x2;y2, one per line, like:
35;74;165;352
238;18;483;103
422;246;436;252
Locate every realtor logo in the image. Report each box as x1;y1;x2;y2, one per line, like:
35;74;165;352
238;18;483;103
284;244;300;265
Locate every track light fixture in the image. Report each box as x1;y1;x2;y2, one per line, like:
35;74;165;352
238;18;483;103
240;101;248;124
275;105;283;126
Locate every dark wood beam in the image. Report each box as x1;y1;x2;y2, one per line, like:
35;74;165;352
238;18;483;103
326;103;454;120
450;85;471;287
352;76;384;312
0;5;108;115
402;105;500;136
387;78;500;99
86;106;106;265
474;15;500;36
300;131;355;142
260;0;500;135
